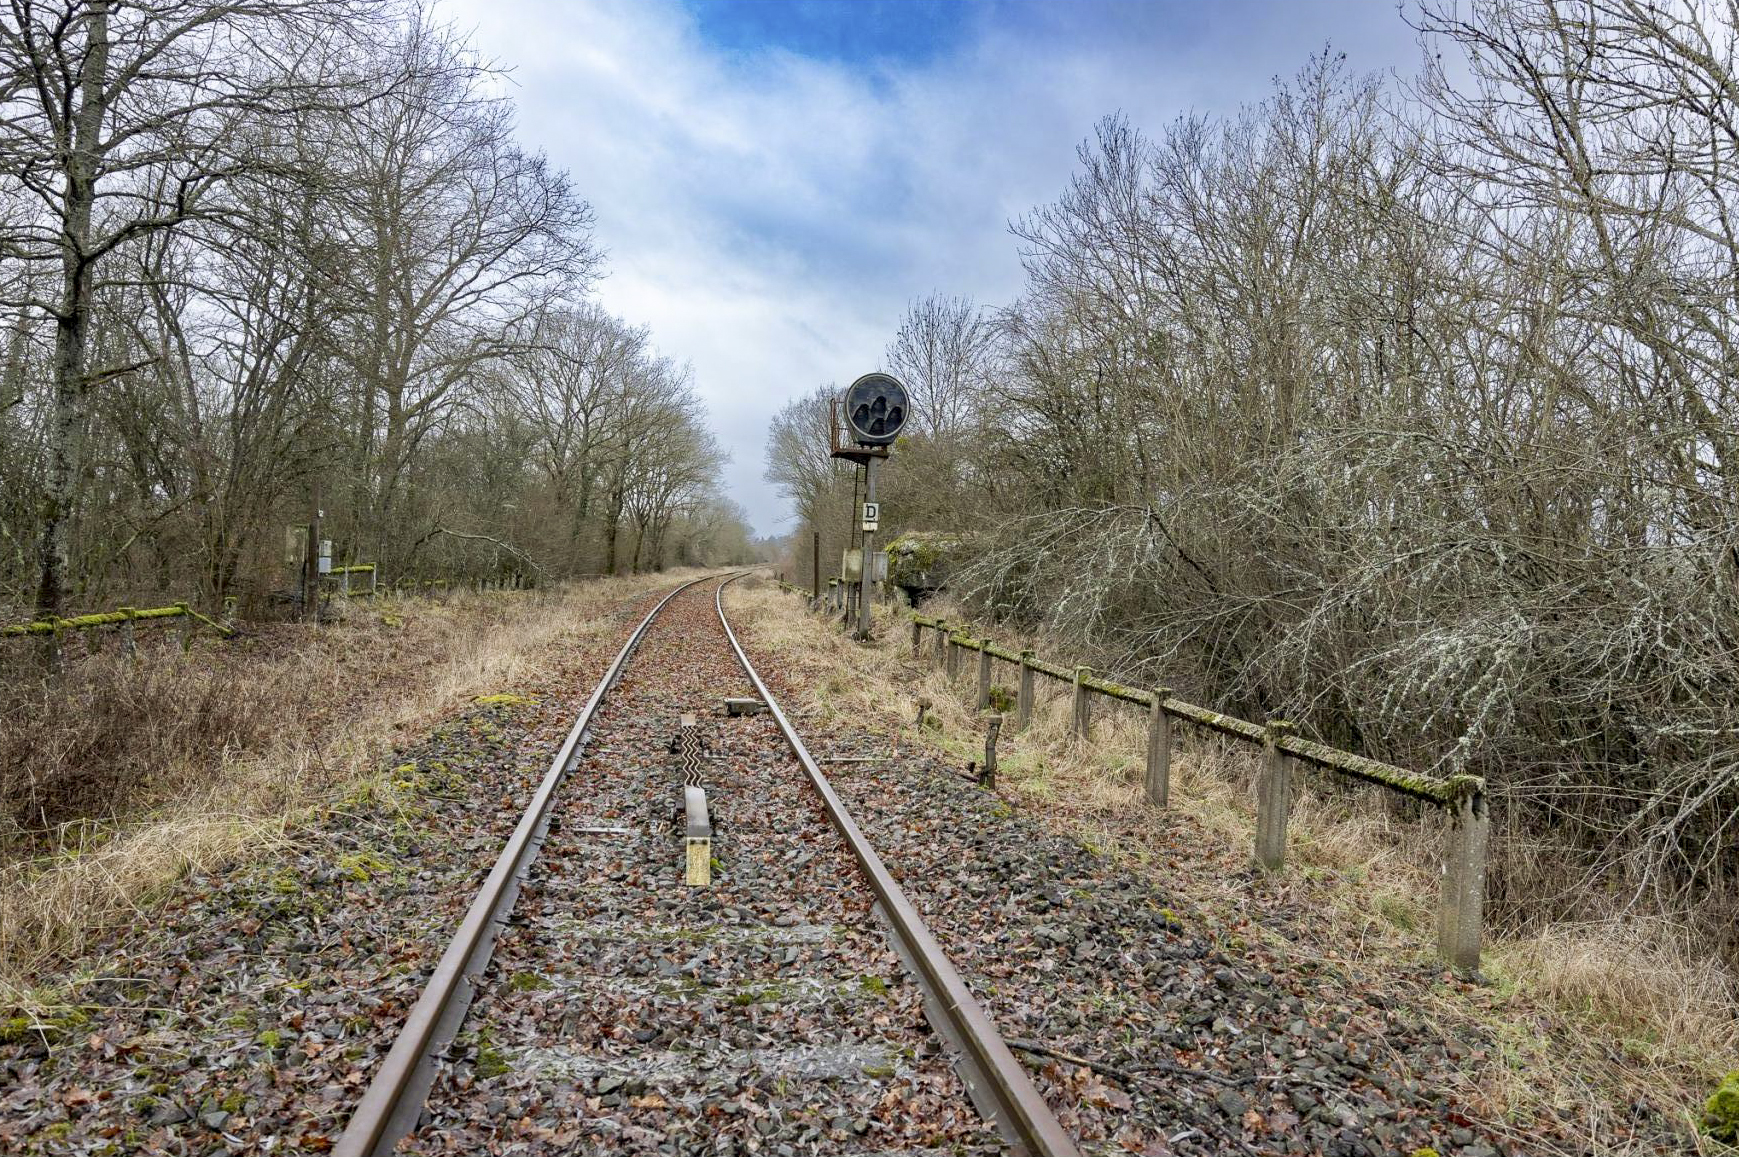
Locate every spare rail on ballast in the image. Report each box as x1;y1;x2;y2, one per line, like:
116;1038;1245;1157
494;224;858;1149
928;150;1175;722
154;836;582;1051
722;576;1081;1157
333;574;715;1157
907;612;1489;974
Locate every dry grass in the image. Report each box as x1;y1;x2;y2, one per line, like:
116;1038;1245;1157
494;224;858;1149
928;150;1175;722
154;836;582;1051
0;571;700;1010
728;582;1739;1151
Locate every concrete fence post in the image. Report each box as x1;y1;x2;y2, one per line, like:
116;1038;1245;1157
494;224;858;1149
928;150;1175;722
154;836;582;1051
932;619;948;670
1146;688;1173;807
1438;790;1490;974
175;602;193;651
981;713;1003;787
119;607;137;656
1016;650;1035;730
46;618;62;673
1256;720;1295;871
222;596;237;632
1071;667;1094;740
946;634;962;681
977;639;993;710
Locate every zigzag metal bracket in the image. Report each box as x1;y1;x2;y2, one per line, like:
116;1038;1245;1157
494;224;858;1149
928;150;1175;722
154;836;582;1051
671;713;711;884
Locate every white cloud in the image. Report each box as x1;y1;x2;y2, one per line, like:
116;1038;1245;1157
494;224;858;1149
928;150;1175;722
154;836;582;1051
435;0;1421;536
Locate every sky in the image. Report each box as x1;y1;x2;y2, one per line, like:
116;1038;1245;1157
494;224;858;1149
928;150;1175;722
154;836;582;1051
435;0;1427;538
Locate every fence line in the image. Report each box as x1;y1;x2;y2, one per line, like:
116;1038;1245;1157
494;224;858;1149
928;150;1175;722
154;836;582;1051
3;569;544;655
1;599;237;660
903;611;1489;974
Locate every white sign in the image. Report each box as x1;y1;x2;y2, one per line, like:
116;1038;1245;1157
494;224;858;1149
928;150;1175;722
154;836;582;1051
841;551;889;582
862;501;879;531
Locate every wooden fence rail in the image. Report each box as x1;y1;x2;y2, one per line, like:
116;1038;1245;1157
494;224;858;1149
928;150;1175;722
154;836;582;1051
1;598;237;658
909;612;1489;973
4;571;553;665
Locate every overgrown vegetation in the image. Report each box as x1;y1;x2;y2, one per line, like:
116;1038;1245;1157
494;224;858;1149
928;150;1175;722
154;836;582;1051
0;573;683;1001
731;581;1739;1150
766;1;1739;982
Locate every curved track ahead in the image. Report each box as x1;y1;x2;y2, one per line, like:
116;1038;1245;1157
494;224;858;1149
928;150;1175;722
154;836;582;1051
334;573;1078;1157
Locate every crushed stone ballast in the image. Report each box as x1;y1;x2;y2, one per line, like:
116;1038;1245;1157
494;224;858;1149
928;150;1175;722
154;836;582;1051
334;573;1080;1157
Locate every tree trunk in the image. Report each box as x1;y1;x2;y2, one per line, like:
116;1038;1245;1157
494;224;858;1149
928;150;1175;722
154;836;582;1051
34;3;109;619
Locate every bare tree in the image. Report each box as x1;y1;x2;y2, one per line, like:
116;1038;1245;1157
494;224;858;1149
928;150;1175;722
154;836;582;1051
322;14;598;573
0;0;391;617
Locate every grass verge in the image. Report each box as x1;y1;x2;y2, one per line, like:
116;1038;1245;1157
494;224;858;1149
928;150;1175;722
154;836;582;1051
0;571;701;1010
728;579;1738;1155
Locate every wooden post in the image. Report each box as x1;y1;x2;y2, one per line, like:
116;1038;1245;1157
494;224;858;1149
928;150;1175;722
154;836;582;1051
977;639;992;710
222;596;237;632
1071;666;1091;740
119;607;136;656
946;633;962;680
46;618;62;673
1256;720;1295;871
915;697;932;730
175;602;193;651
981;713;1003;787
812;529;821;606
911;618;922;657
932;619;948;669
1438;789;1490;974
1145;688;1173;807
303;486;321;624
1017;650;1034;730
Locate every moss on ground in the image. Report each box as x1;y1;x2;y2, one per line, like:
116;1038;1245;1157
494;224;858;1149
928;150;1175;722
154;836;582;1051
475;1036;510;1079
1705;1071;1739;1143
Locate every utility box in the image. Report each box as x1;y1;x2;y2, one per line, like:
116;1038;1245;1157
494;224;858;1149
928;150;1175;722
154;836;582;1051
841;550;888;583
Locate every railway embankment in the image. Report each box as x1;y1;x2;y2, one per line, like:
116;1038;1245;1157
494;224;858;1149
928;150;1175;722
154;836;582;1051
0;577;682;1153
727;580;1716;1157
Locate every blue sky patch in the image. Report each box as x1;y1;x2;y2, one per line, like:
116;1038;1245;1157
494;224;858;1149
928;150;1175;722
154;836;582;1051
684;0;978;64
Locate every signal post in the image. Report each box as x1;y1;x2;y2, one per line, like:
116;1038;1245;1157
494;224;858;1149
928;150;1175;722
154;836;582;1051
830;372;908;640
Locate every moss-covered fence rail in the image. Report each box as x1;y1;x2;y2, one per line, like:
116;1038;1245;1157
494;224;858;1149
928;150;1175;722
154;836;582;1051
325;563;378;596
908;612;1489;973
2;598;236;657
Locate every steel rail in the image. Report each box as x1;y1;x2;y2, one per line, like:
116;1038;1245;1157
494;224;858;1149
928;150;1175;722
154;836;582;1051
333;573;718;1157
716;575;1082;1157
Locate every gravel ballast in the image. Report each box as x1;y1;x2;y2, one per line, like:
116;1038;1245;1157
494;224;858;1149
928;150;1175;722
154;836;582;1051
405;577;1004;1155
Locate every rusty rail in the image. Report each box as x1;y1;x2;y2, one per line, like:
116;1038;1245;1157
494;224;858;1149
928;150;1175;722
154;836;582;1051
332;574;713;1157
722;576;1081;1157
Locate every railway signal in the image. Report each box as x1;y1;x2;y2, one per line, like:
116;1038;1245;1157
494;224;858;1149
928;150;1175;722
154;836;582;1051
833;372;909;639
842;372;908;445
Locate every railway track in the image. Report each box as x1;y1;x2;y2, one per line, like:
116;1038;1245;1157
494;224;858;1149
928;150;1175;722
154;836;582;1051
333;573;1079;1157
